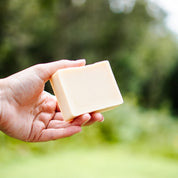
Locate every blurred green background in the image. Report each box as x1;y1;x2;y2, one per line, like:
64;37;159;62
0;0;178;177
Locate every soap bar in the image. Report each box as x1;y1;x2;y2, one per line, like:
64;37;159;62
50;60;123;121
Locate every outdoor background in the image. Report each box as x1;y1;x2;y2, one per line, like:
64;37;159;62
0;0;178;177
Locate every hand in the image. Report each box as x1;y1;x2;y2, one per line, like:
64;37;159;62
0;60;104;142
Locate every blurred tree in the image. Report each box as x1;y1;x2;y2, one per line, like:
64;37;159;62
165;60;178;115
0;0;177;113
0;0;178;156
0;0;8;43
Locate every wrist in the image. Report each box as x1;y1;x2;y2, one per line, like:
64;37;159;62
0;79;3;129
0;80;2;129
0;78;6;130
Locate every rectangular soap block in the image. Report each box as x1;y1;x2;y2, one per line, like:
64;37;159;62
50;60;123;121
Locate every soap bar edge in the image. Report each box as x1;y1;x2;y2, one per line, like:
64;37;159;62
50;72;74;121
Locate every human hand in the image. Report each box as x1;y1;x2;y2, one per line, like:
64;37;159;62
0;60;104;142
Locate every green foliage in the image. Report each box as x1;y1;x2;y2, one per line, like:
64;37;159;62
0;99;178;160
0;0;177;109
0;0;178;162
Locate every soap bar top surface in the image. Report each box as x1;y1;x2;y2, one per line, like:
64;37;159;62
50;60;123;121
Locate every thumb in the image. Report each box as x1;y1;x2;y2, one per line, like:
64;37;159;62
33;59;86;82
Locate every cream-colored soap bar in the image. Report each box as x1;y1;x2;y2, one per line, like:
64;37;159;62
50;61;123;121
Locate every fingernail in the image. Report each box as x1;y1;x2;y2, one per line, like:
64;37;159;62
100;117;104;122
79;127;82;132
77;59;86;63
99;115;104;122
82;114;91;126
95;113;104;122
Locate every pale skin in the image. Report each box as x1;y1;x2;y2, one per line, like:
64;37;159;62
0;59;104;142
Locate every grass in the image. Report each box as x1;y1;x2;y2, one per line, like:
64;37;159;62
0;146;178;178
0;99;178;178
